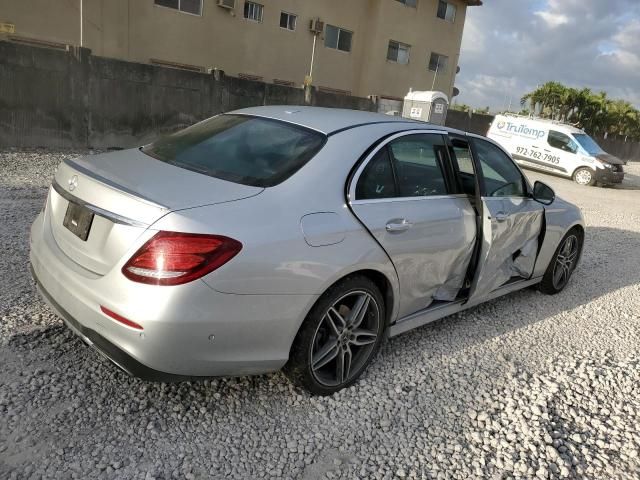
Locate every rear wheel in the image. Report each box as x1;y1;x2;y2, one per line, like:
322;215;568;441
573;167;596;186
284;275;385;395
539;229;582;295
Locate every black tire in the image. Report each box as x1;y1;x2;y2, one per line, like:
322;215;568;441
284;275;386;395
572;167;596;186
538;228;583;295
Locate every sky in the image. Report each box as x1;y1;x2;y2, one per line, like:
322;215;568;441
454;0;640;112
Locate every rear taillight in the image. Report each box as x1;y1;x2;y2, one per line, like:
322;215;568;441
122;231;242;286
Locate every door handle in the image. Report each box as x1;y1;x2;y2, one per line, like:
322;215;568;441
385;219;413;232
494;212;509;222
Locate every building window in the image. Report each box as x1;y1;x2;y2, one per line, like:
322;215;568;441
155;0;202;15
324;25;353;52
280;12;297;30
395;0;417;7
244;1;263;22
387;40;410;64
428;52;448;73
437;1;457;22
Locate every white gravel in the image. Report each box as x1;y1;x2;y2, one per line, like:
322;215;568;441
1;149;639;479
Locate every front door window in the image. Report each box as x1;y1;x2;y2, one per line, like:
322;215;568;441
473;139;526;197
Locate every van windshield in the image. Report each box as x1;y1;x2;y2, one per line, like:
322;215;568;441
573;133;605;156
142;115;326;187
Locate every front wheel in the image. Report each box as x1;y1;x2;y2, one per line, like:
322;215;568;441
573;167;596;186
284;275;386;395
538;229;582;295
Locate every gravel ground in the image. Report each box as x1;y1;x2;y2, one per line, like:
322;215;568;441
1;149;639;479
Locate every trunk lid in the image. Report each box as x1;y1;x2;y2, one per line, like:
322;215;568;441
48;149;263;275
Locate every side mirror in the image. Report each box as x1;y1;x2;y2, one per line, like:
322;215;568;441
532;181;555;205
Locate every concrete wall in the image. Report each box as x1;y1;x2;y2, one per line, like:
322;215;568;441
0;40;375;149
594;136;640;163
444;109;493;135
0;0;473;99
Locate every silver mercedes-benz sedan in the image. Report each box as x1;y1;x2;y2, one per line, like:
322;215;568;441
30;106;584;395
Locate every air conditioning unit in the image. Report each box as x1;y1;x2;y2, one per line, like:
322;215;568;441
217;0;235;9
309;18;324;34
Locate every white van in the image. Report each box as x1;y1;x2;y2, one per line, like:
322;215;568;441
487;114;624;186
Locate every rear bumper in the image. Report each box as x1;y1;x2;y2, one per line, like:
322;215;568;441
32;265;193;381
594;168;624;184
29;211;316;379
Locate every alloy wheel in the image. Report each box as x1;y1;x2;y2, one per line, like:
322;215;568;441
575;169;593;185
310;291;381;387
552;234;579;290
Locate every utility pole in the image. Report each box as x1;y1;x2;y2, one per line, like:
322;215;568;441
308;34;317;81
430;56;440;91
80;0;83;47
305;20;322;105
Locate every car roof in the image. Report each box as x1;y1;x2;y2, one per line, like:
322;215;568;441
230;105;453;136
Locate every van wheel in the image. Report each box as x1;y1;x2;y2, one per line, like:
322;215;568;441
284;275;386;395
573;167;596;186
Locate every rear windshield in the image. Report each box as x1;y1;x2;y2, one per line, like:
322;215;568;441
142;115;326;187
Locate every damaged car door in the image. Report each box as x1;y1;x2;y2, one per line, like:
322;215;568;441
349;132;477;318
467;137;544;300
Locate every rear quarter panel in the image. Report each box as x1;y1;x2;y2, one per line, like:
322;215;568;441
148;123;414;323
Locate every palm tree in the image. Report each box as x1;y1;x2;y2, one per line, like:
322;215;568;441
607;100;638;138
589;92;612;135
520;82;639;140
521;82;567;119
559;87;580;122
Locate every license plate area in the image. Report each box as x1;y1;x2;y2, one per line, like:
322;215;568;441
63;201;94;241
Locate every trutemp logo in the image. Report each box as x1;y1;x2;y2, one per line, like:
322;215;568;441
496;121;546;139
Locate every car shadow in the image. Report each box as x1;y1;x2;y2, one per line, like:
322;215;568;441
2;225;639;476
521;165;640;191
614;170;640;190
4;225;639;392
385;224;640;348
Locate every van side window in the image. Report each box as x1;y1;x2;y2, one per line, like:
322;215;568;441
472;139;526;198
548;130;578;154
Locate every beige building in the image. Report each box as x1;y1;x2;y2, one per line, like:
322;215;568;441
0;0;481;100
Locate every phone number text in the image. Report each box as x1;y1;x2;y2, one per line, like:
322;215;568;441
516;147;560;164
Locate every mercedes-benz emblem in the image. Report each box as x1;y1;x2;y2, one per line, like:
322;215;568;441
68;175;78;191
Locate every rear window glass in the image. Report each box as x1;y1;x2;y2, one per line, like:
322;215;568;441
142;115;326;187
